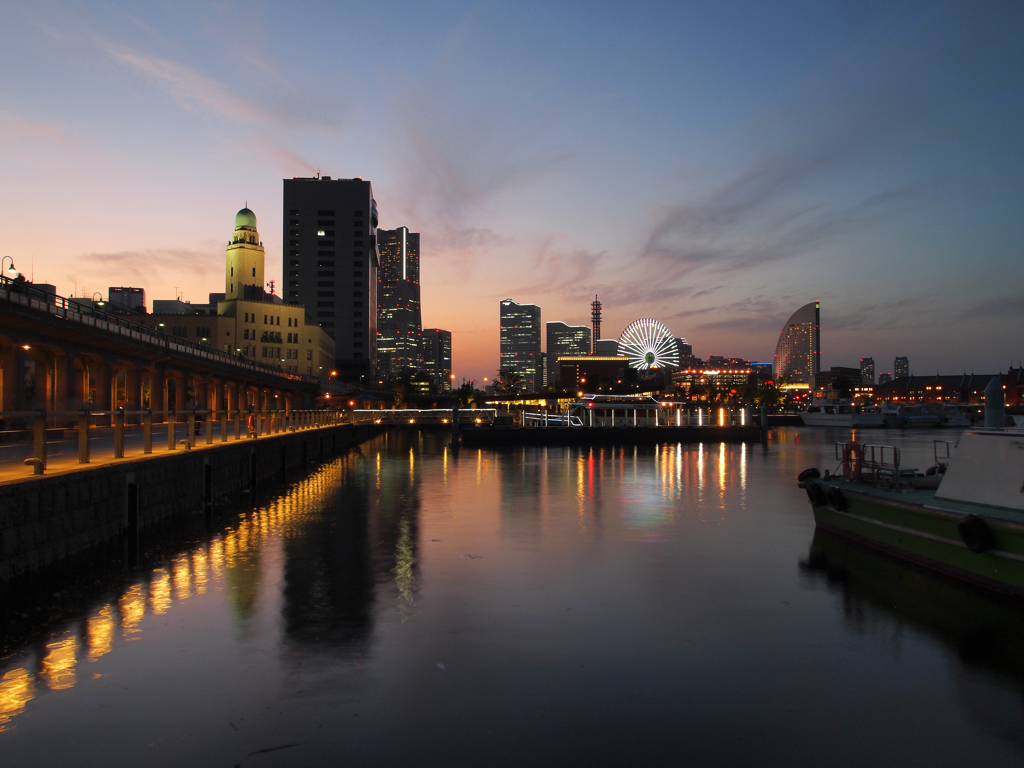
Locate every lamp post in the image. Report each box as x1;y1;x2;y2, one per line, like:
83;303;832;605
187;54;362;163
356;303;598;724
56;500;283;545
2;256;20;281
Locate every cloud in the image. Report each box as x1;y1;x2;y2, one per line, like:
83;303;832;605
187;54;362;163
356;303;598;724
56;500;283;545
961;295;1024;320
0;112;65;144
98;40;341;134
73;247;222;301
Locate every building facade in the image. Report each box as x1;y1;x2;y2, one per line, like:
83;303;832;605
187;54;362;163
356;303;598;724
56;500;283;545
421;328;452;391
894;356;909;379
860;356;875;385
283;176;379;382
557;355;629;390
499;299;541;392
546;322;590;387
774;301;820;388
143;207;334;376
375;226;421;381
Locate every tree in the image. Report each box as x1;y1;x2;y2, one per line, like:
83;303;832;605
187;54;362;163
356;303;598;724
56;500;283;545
455;377;476;407
495;368;521;394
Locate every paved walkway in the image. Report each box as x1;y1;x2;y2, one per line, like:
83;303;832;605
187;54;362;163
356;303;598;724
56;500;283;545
0;423;310;483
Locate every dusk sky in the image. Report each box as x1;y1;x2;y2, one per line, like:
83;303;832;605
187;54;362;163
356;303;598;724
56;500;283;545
1;0;1021;382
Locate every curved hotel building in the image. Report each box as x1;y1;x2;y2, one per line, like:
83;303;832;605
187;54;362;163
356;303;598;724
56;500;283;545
773;301;820;388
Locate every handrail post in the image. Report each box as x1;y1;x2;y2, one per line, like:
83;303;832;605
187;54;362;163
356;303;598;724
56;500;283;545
78;410;90;464
143;409;153;454
234;409;241;440
168;410;176;451
206;410;214;444
188;411;197;446
221;409;228;443
33;410;47;468
114;407;125;458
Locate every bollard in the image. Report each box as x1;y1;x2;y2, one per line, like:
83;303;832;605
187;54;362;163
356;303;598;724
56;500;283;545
143;410;153;454
168;411;176;451
221;410;228;443
78;411;91;463
206;411;214;444
33;410;47;469
984;376;1005;429
114;408;125;458
188;412;196;447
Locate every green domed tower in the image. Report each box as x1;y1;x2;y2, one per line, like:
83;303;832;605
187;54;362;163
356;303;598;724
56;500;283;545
226;206;265;300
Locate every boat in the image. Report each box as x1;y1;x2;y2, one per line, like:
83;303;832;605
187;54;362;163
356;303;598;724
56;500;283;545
880;402;943;428
798;429;1024;595
799;399;884;427
940;404;972;428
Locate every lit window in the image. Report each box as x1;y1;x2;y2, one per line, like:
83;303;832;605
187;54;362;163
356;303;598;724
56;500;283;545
317;230;326;237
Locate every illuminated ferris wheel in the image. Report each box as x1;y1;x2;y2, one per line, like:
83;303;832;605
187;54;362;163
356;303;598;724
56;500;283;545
618;319;679;370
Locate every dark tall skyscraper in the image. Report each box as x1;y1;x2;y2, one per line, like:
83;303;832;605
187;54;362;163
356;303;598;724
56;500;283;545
421;329;452;390
546;321;590;386
376;226;421;381
894;356;909;380
283;175;379;382
499;299;541;393
860;356;875;385
591;296;602;354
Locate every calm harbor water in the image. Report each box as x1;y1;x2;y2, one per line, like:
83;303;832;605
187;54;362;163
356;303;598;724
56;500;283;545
2;427;1023;766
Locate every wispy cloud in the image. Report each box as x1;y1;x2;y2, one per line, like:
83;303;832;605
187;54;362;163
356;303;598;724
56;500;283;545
0;112;65;144
73;247;222;301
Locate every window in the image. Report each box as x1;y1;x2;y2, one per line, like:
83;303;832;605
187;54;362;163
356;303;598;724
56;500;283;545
317;230;325;237
317;271;334;277
317;220;335;227
288;280;298;287
317;210;335;216
251;267;256;277
289;260;299;267
318;291;333;297
288;270;298;277
262;347;267;357
244;313;248;322
306;350;312;360
354;210;363;217
317;281;335;287
230;266;234;276
263;315;268;323
353;271;362;277
353;261;362;267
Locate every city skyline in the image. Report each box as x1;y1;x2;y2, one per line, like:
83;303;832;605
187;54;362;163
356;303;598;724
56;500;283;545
1;2;1022;383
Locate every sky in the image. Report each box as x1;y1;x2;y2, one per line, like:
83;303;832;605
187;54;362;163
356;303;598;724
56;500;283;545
1;0;1021;382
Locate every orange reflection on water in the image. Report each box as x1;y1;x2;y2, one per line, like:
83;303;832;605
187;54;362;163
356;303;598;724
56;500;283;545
86;605;114;662
41;636;78;691
192;548;209;595
119;583;145;639
149;568;172;615
0;668;34;733
172;555;192;601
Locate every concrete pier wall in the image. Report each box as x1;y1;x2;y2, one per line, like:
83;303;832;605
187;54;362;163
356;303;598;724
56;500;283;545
0;424;380;581
459;425;762;447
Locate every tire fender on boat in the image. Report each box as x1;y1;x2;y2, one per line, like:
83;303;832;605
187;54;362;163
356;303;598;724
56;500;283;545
957;514;995;554
805;482;826;507
824;485;848;512
797;467;821;485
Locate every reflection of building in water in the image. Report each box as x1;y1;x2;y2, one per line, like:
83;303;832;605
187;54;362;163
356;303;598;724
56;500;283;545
0;453;363;732
498;447;545;541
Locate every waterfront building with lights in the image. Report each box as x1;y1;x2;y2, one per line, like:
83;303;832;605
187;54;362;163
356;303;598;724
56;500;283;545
282;175;379;382
376;226;422;381
546;322;590;386
773;301;820;388
421;328;452;391
500;299;541;392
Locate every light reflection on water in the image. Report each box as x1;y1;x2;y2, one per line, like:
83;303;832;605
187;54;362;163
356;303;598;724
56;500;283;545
0;429;1021;766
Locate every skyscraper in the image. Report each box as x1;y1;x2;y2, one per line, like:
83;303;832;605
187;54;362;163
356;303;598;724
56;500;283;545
894;356;909;380
773;301;820;387
283;175;379;382
376;226;421;380
546;321;591;386
421;328;452;391
860;356;875;385
499;299;541;392
591;296;602;354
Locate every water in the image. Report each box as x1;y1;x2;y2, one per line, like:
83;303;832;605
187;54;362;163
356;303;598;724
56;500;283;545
2;428;1023;766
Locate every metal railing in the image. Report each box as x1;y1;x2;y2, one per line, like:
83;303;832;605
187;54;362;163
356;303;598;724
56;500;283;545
350;408;497;425
0;408;344;476
524;407;751;428
0;277;321;386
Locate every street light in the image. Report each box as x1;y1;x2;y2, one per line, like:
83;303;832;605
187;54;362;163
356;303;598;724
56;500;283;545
1;256;20;281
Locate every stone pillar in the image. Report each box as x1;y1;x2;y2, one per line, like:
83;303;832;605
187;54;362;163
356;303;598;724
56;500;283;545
174;372;186;413
124;362;141;424
150;367;166;422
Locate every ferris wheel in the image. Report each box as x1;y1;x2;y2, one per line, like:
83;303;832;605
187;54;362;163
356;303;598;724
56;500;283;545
618;319;679;370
